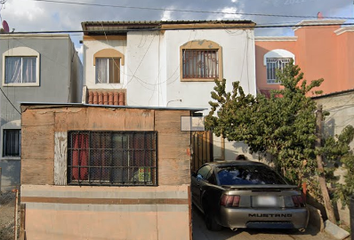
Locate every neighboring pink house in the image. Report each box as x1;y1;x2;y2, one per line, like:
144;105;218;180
256;19;354;96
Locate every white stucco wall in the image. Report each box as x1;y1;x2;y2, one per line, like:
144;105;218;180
84;28;256;110
83;28;256;159
83;38;127;90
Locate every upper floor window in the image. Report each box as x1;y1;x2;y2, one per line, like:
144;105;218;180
67;131;157;186
95;58;120;84
266;58;291;84
3;129;21;157
182;49;219;79
264;49;295;84
93;49;124;85
180;40;222;82
5;56;37;84
2;47;40;86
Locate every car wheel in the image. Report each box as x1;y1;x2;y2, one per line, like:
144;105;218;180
204;211;222;231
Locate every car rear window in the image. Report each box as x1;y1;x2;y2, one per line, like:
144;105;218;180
216;165;286;185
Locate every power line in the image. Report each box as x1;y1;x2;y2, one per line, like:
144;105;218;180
32;0;354;20
7;21;354;35
0;87;21;115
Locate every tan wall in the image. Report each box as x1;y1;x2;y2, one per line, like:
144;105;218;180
21;185;191;240
21;105;192;240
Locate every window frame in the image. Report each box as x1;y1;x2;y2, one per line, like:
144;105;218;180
2;47;40;87
180;40;222;82
93;48;124;85
95;57;120;84
263;49;295;85
266;57;292;84
3;129;21;157
67;131;158;186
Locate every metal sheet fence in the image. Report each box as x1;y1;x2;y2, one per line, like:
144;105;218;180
0;189;19;240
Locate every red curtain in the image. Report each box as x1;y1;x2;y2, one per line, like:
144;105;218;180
72;133;89;180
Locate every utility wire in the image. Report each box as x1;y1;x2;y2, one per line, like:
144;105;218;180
32;0;354;20
8;22;354;35
0;88;21;115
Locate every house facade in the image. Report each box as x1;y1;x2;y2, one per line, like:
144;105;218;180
20;103;200;240
81;20;257;163
256;19;354;96
0;34;82;190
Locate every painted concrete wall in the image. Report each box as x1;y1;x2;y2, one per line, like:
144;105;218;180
21;185;190;240
256;20;354;96
0;35;82;190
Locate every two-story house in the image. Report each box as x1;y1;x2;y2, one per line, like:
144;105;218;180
81;20;257;166
255;19;354;96
0;34;82;190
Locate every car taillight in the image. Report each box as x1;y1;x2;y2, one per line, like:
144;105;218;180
220;194;240;207
292;195;305;207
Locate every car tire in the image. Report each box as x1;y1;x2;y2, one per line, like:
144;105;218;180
205;211;222;231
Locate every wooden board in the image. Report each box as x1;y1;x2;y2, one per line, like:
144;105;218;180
21;125;54;159
21;109;55;127
21;158;54;185
54;132;67;186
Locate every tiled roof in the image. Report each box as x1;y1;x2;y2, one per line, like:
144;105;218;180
87;89;126;106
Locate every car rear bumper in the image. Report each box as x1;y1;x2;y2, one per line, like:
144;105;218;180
218;207;309;229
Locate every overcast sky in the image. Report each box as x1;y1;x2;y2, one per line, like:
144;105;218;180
1;0;353;55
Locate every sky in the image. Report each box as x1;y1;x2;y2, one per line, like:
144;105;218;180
0;0;353;56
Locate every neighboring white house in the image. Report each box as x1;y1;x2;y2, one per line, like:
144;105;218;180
81;20;256;161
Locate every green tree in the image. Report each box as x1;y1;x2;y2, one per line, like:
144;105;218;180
205;61;323;184
322;125;354;208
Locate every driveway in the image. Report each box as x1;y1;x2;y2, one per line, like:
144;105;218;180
192;207;335;240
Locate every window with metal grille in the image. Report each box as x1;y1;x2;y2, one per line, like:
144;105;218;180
3;129;21;157
266;58;291;84
67;131;157;186
182;49;219;79
95;58;120;84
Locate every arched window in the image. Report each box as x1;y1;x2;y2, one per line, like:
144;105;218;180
2;47;40;86
93;49;124;84
180;40;222;82
264;49;295;84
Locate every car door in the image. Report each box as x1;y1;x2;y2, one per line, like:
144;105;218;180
191;165;213;208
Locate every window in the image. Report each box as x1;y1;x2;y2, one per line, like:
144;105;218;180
3;129;21;157
95;58;120;84
266;58;291;84
5;56;37;84
93;48;124;85
67;131;157;186
263;49;295;84
2;47;40;86
180;40;222;82
182;50;219;79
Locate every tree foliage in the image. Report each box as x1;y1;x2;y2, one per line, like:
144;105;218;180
322;125;354;207
205;61;324;184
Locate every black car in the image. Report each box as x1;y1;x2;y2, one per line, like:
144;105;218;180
191;160;309;231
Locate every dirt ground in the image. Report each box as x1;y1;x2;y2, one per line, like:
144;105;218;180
0;191;17;240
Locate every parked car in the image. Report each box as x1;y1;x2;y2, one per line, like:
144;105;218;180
191;160;309;231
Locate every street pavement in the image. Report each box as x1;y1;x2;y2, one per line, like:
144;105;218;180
192;207;336;240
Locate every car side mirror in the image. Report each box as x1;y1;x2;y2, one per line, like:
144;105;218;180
196;174;203;181
191;171;197;177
